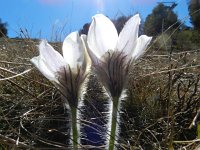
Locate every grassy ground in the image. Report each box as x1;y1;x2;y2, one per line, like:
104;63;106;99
0;36;200;149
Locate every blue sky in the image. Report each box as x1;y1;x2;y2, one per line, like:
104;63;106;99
0;0;190;41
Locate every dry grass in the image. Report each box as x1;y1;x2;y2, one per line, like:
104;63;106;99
0;36;200;149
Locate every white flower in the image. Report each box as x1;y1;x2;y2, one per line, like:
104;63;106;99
31;31;88;106
87;14;152;61
87;14;152;98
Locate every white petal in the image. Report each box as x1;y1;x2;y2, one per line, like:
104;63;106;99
117;14;141;55
80;34;92;70
82;34;101;66
87;14;118;59
62;32;84;69
31;56;58;82
39;40;65;73
132;35;152;60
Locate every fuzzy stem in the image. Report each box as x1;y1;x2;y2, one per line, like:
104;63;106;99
71;106;78;150
109;97;119;150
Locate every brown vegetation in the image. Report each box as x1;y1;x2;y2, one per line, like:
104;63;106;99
0;36;200;149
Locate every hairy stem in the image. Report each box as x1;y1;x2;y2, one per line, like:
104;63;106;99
71;106;78;150
109;97;119;150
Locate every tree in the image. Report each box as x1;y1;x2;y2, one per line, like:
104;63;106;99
0;19;8;37
112;16;130;34
144;3;179;36
79;23;90;35
188;0;200;30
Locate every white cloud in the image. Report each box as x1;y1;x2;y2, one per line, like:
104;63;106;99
95;0;105;13
81;0;106;13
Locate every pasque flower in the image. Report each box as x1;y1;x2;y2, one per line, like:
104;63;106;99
87;14;152;149
31;31;89;149
87;14;152;98
31;31;88;106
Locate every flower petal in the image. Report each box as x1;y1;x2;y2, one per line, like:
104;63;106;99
62;32;84;69
31;56;58;82
39;40;65;73
117;14;141;55
132;35;152;60
80;34;91;71
87;14;118;59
